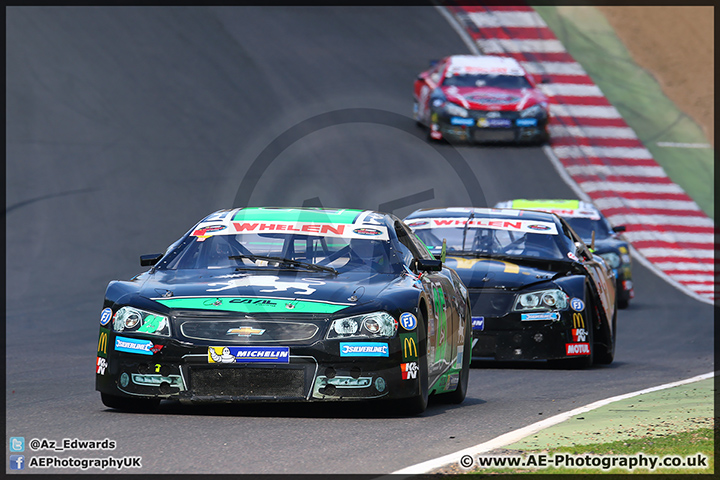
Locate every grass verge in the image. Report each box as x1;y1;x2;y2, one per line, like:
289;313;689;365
530;5;714;219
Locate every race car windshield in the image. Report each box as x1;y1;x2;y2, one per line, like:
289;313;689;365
443;73;531;89
413;225;567;260
565;218;612;242
160;232;405;275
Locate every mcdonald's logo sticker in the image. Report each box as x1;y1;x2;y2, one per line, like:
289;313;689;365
400;333;418;361
572;312;585;329
97;328;109;357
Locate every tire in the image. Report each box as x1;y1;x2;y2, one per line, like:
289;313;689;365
101;392;160;412
398;309;428;415
437;306;471;404
617;277;630;309
594;297;617;365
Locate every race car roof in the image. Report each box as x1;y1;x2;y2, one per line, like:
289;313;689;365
494;199;602;220
445;55;525;76
405;207;557;223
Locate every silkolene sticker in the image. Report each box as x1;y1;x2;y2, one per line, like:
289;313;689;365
409;218;558;235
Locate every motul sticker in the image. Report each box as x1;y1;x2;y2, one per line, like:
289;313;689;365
566;343;590;356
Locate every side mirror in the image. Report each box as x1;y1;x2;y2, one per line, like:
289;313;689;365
416;258;442;272
574;242;589;261
429;59;438;67
140;253;163;267
541;76;551;84
441;239;447;263
612;225;626;233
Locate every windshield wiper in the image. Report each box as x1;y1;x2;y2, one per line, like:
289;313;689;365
228;254;338;275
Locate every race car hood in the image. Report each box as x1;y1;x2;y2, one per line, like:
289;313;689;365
134;269;399;314
440;86;540;111
444;255;564;290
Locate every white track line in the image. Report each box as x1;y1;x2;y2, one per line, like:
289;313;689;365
434;5;481;55
390;371;714;475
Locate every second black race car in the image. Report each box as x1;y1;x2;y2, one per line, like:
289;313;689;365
494;199;634;308
96;207;471;414
405;207;617;367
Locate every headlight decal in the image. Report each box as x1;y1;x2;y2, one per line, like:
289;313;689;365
599;252;622;269
327;312;397;339
443;102;469;117
113;307;170;336
519;104;547;118
513;289;569;312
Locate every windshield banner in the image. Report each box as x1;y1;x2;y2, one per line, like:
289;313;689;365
406;218;558;235
191;221;389;241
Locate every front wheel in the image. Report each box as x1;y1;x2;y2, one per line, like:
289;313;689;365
594;297;617;365
437;306;471;404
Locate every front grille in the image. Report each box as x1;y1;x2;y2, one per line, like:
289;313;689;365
468;289;516;317
189;366;306;398
473;129;517;142
177;317;322;343
468;110;519;120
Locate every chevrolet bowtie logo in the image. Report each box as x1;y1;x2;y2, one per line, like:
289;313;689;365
226;327;265;336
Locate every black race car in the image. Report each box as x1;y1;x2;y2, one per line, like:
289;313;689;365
404;207;617;367
495;199;634;308
96;207;471;414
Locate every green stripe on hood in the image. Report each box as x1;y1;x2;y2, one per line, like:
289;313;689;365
154;296;350;314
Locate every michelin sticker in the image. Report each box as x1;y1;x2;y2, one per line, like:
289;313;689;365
399;312;417;331
208;346;290;363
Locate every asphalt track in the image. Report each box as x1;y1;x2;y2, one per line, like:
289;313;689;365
5;6;714;475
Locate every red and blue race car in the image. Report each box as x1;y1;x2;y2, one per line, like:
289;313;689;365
413;54;550;144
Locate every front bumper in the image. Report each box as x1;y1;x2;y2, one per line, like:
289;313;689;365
430;112;548;143
470;311;588;361
96;335;419;403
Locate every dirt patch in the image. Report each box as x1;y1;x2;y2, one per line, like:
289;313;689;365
596;6;714;145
